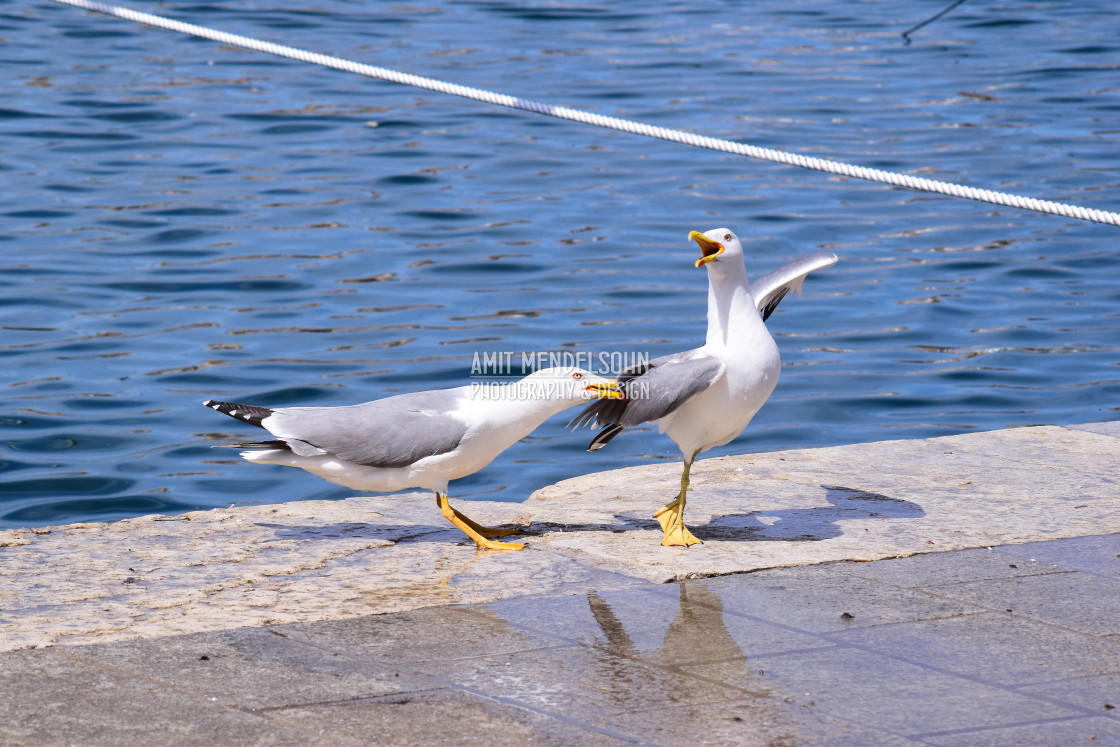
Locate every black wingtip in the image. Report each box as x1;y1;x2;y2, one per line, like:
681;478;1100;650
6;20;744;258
587;424;625;452
569;397;629;431
759;286;789;322
202;399;274;429
212;439;290;451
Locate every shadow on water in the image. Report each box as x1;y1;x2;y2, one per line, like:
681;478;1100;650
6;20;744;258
258;485;922;544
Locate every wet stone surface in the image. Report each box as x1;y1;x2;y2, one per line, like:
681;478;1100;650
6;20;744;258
1;532;1117;745
1;424;1117;652
0;424;1117;743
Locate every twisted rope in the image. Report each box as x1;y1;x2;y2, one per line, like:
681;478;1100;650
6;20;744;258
51;0;1120;227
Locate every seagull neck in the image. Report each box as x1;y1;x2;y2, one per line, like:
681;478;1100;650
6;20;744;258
704;262;757;347
473;381;574;428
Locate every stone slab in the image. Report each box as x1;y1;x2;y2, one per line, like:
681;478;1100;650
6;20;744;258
280;605;565;665
1067;420;1120;438
1019;673;1120;713
584;698;913;747
0;683;310;746
918;570;1120;636
525;424;1120;581
0;497;645;652
1;423;1117;652
994;533;1120;578
920;717;1120;746
410;642;752;721
828;612;1120;686
269;689;632;747
2;533;1119;745
65;627;443;710
821;546;1073;588
686;566;982;633
687;647;1080;736
479;586;831;665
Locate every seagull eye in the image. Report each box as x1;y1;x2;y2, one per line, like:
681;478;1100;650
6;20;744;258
572;372;584;380
724;234;731;241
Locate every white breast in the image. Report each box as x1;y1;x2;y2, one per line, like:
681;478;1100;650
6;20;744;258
661;308;781;458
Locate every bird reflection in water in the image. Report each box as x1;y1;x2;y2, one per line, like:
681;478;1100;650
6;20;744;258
585;583;769;709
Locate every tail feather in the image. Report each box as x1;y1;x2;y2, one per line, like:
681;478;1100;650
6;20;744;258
203;399;273;429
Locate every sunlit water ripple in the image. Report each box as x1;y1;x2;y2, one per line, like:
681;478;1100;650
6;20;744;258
1;0;1117;526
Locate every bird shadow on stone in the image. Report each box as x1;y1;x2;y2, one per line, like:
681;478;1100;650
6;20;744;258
526;485;923;543
258;521;452;545
260;517;631;544
257;486;922;545
694;485;924;543
260;518;562;547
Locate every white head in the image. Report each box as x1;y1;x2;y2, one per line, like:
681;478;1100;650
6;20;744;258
689;227;744;270
466;366;623;436
513;366;622;404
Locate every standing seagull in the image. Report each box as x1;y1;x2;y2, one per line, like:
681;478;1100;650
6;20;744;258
204;367;622;551
571;228;837;546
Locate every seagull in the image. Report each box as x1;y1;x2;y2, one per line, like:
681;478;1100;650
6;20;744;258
204;366;622;551
571;228;837;547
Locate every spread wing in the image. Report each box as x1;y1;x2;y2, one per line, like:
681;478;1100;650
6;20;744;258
262;388;469;469
750;252;838;322
570;352;725;430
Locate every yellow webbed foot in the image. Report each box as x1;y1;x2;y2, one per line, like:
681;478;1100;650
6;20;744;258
451;509;521;538
660;524;703;547
473;537;527;551
437;493;527;551
655;456;702;546
474;526;521;539
654;500;681;533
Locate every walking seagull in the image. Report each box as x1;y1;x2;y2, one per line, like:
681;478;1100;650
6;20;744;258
571;228;837;546
205;367;622;551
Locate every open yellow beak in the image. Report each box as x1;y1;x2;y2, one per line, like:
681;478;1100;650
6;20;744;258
584;379;625;400
690;230;725;268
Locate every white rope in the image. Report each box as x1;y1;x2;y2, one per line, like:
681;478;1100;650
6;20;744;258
52;0;1120;227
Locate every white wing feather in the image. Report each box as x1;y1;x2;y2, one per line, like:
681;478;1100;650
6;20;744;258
749;252;838;321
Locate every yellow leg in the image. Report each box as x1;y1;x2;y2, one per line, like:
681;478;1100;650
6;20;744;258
450;506;521;538
436;493;525;551
653;457;702;547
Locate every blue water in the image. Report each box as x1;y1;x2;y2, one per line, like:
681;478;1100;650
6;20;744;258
2;0;1118;527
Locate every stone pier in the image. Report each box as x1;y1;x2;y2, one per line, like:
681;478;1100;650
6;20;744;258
1;422;1117;744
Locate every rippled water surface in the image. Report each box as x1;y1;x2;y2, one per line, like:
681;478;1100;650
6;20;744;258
2;0;1118;526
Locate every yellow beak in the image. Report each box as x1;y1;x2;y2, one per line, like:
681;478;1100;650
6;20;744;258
584;379;625;400
690;230;725;268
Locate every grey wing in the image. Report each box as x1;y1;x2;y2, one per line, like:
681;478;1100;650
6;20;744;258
750;252;838;322
615;356;726;425
568;350;691;429
263;388;469;469
570;354;725;429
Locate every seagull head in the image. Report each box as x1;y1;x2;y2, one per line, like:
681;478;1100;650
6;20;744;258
689;228;743;269
519;367;623;403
